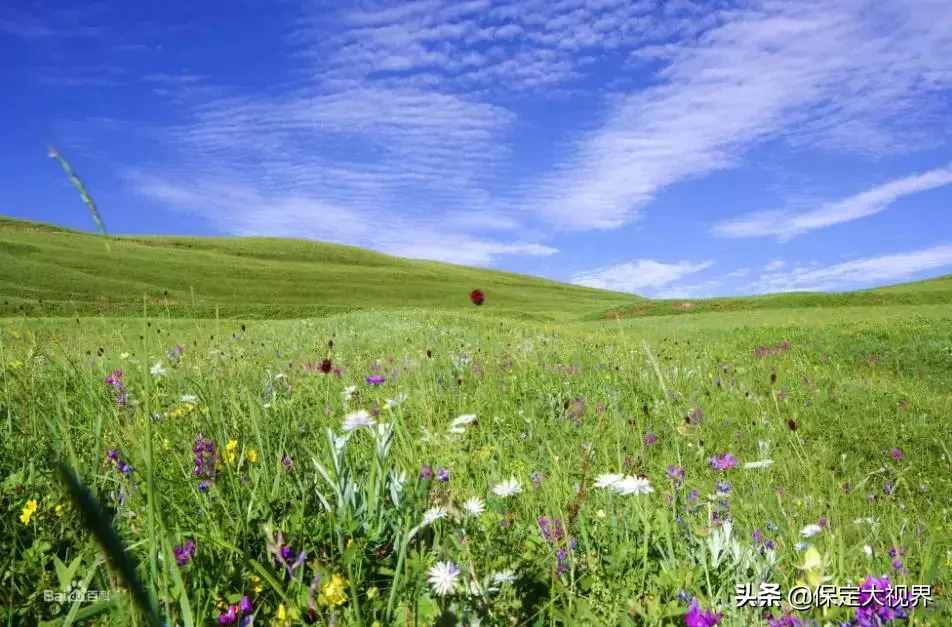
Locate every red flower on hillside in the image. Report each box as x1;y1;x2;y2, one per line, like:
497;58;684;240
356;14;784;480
469;289;485;306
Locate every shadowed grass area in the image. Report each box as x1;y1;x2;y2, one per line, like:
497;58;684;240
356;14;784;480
0;216;636;322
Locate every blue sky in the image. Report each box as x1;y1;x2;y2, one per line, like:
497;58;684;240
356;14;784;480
2;0;951;297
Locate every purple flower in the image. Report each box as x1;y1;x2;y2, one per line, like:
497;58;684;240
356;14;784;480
238;595;253;615
684;598;722;627
643;432;658;446
687;489;700;504
105;369;123;387
854;575;908;625
107;449;120;462
667;465;685;485
555;547;570;575
716;480;731;495
281;454;293;470
530;470;544;488
174;539;196;567
193;435;218;482
420;464;433;480
435;467;450;483
366;375;386;386
709;453;737;471
198;480;211;493
538;516;565;544
890;447;903;461
218;605;239;625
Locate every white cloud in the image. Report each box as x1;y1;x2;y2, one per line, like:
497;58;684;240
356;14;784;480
714;164;952;239
525;1;952;230
571;259;713;294
751;244;952;293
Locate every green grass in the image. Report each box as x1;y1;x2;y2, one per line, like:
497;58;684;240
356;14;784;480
0;216;635;322
2;217;951;625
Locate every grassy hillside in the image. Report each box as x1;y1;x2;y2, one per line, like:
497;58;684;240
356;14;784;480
602;274;952;319
0;216;636;321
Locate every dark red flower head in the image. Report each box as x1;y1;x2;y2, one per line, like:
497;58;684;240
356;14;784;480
469;289;485;306
319;358;332;374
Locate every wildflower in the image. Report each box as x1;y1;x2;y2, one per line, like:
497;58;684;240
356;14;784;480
104;369;128;407
150;361;167;377
174;539;196;566
181;394;198;403
247;449;258;464
709;453;737;471
667;465;685;485
854;575;908;624
614;475;653;495
218;604;239;625
684;598;722;626
422;506;448;526
318;574;348;607
491;477;522;497
54;503;65;517
342;385;357;401
224;439;239;465
800;524;822;537
342;409;375;432
594;473;653;495
19;499;38;525
863;544;873;558
427;561;461;596
596;509;606;518
743;459;774;469
715;480;731;495
449;413;476;434
462;497;485;517
530;470;544;488
435;467;450;483
320;358;332;374
556;547;570;575
538;516;565;544
890;447;903;461
643;432;658;446
469;289;485;306
281;455;293;471
238;596;253;615
420;464;433;480
365;375;385;386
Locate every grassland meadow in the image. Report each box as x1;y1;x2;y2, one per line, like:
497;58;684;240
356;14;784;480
2;301;951;625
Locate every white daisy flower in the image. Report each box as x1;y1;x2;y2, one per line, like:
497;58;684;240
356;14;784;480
449;414;477;434
422;506;448;526
462;497;485;517
743;459;774;469
491;477;522;497
863;544;873;558
342;409;375;432
427;561;460;596
149;361;167;377
800;524;823;538
794;542;808;551
612;476;654;496
180;394;198;403
342;385;357;401
593;473;624;489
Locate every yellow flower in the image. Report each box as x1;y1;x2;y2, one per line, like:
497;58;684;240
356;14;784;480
167;403;196;419
271;603;298;627
19;499;38;525
798;546;832;589
54;503;65;517
247;449;258;464
224;439;238;465
366;586;379;600
319;574;348;607
250;575;263;595
596;509;607;519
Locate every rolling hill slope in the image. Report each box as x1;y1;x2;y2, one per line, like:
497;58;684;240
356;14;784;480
0;216;637;321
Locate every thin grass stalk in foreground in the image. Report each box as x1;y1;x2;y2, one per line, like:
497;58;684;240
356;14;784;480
47;145;111;249
56;461;162;627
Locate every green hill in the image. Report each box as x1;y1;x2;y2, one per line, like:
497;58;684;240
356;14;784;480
0;216;637;321
602;274;952;319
